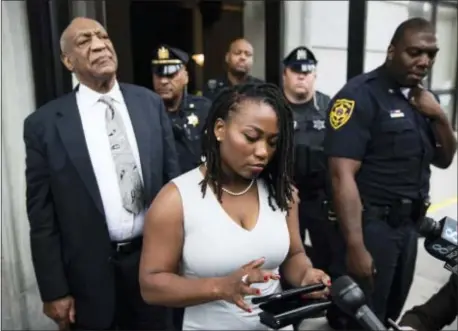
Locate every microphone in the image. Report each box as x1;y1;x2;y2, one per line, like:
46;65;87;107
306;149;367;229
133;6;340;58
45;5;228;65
417;216;457;267
259;300;332;330
255;284;329;329
330;275;387;331
444;260;458;275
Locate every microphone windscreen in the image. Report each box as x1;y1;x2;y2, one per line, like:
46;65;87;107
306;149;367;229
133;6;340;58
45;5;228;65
330;275;354;296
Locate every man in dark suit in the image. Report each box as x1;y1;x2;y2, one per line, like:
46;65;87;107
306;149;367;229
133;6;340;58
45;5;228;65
23;17;180;330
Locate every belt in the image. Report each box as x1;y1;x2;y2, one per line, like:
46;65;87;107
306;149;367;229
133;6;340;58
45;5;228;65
111;236;143;254
363;198;429;228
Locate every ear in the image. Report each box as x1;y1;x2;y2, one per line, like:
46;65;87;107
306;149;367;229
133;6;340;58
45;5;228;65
213;118;226;142
225;52;229;65
387;45;395;61
61;53;74;72
182;69;189;85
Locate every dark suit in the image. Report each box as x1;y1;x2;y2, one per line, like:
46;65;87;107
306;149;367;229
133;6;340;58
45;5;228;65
23;83;180;329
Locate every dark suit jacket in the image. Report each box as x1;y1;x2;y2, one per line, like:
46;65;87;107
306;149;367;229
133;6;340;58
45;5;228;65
399;274;458;331
23;83;180;328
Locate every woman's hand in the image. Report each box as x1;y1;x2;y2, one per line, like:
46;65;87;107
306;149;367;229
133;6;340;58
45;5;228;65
300;268;331;299
218;257;280;312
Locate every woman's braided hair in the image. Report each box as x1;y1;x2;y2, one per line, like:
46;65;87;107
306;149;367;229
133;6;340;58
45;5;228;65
200;82;295;212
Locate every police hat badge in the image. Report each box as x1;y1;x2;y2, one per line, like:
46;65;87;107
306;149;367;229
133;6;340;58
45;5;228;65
283;46;318;73
152;45;189;76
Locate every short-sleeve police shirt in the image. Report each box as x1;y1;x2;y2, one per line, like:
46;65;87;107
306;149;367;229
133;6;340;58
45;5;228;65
168;94;211;173
324;66;436;205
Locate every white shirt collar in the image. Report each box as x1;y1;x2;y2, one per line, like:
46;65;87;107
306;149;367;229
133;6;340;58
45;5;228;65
77;81;123;107
400;88;410;100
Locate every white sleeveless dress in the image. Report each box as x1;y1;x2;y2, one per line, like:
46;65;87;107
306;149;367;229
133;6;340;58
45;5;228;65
172;168;293;330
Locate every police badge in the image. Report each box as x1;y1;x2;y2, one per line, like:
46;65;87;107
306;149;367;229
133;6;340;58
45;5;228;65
207;79;217;91
313;119;325;130
187;113;199;127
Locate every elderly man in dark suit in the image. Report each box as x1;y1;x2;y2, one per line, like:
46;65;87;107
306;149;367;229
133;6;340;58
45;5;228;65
23;17;180;330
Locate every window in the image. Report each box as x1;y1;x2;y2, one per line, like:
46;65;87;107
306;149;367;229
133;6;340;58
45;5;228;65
283;0;350;96
364;1;433;77
437;93;456;122
431;5;457;91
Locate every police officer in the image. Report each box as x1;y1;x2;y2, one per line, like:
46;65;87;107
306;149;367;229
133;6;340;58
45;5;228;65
152;45;211;174
203;38;263;101
324;18;457;330
282;46;332;273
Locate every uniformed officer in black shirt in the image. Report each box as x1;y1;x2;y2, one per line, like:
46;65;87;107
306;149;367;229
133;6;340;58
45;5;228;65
203;38;263;101
324;18;457;330
282;46;333;273
152;45;211;174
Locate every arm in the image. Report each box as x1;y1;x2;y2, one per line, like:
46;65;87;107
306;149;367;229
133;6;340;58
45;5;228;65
281;188;313;287
158;98;181;181
324;90;374;249
139;183;222;307
430;111;457;169
399;275;458;331
329;158;364;248
413;90;456;169
23;118;69;302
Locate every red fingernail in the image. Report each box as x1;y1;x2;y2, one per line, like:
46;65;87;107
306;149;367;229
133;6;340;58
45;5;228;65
256;289;261;295
327;280;332;285
248;308;252;313
264;275;269;281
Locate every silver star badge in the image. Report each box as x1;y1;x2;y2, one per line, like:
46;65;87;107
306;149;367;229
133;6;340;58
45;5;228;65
313;119;325;130
187;113;199;127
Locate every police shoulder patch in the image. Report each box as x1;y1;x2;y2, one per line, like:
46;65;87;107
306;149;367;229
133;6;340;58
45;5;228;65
329;98;356;130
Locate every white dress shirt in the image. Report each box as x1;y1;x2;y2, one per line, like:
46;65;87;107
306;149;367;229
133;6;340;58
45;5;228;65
76;81;145;241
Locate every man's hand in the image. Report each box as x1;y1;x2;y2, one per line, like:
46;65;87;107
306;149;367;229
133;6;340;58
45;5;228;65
43;296;75;330
300;268;331;299
409;87;443;120
346;246;375;288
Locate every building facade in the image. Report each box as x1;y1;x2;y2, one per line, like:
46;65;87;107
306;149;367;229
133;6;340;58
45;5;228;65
1;1;457;329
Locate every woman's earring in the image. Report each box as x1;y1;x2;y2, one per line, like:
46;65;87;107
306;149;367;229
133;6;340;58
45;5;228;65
216;136;221;141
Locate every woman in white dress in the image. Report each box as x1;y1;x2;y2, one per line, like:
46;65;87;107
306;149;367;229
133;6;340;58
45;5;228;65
139;83;331;330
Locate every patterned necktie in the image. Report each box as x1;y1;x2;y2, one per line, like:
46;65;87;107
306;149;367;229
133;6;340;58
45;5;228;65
100;96;145;215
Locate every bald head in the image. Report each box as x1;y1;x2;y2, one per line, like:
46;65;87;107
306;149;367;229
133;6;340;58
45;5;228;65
225;38;254;75
228;38;253;54
60;17;106;54
59;17;117;89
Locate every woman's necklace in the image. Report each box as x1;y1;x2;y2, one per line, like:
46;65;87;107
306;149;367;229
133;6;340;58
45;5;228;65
222;179;255;196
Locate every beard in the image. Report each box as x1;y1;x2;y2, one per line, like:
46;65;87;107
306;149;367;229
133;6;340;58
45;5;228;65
228;66;248;78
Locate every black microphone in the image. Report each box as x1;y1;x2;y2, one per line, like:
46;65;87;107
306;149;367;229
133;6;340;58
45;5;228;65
418;216;458;266
330;275;387;331
256;284;329;329
259;300;332;329
444;260;458;275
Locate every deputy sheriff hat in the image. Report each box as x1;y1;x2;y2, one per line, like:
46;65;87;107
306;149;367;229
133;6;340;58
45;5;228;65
151;45;190;76
282;46;317;73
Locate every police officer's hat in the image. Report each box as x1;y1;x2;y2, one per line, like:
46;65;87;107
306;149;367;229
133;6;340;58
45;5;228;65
282;46;317;73
151;45;189;76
